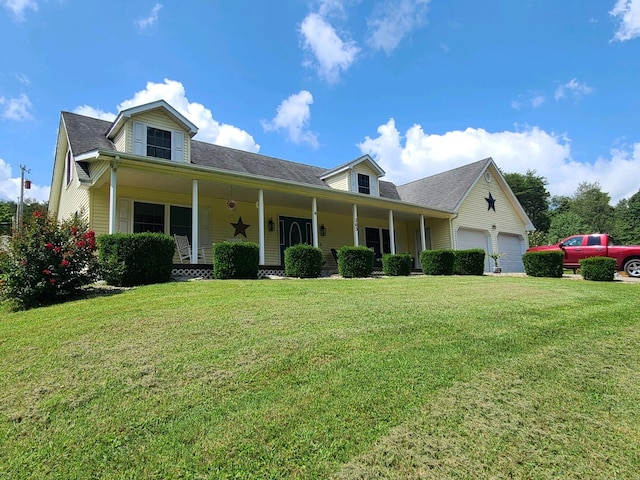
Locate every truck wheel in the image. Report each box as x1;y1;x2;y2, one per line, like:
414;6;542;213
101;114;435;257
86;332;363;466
624;258;640;278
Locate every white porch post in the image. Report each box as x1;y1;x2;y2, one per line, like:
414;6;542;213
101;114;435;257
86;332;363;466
191;179;199;264
420;214;427;251
388;209;396;254
258;189;265;265
108;163;117;234
311;197;318;248
352;204;359;246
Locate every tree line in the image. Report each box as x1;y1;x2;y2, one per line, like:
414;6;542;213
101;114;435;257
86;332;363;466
0;200;48;235
503;171;640;247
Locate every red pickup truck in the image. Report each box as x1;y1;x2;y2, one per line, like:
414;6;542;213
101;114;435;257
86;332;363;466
526;233;640;277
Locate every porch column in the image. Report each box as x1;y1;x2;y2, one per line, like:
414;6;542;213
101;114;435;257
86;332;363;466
352;204;359;246
191;179;199;264
420;214;427;251
311;197;319;248
108;163;117;234
258;189;265;265
388;209;396;254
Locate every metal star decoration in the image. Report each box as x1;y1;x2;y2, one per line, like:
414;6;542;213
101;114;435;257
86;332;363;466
231;217;250;237
485;192;496;211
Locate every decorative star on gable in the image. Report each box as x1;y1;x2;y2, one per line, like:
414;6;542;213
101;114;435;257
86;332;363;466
485;192;496;211
231;217;250;237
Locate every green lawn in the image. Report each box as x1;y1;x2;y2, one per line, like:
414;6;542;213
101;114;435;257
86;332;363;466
1;276;639;479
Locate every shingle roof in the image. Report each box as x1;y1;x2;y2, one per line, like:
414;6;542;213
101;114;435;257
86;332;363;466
396;158;492;211
60;110;483;210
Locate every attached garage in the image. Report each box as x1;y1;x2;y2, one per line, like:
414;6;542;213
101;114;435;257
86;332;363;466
457;228;491;271
497;233;525;272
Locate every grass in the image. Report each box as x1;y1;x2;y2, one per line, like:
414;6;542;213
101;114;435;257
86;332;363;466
1;275;639;478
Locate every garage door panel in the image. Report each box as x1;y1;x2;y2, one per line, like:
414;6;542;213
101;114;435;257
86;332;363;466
497;233;525;272
457;228;490;272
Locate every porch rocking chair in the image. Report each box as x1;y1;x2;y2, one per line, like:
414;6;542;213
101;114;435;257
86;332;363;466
173;234;206;264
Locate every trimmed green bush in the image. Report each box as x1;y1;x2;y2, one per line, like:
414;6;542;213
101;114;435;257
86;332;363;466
212;241;259;279
97;233;174;287
522;251;564;278
453;249;485;275
420;249;455;275
338;246;375;278
580;256;616;282
382;253;412;276
284;244;323;278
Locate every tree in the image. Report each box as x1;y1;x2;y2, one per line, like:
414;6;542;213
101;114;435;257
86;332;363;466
547;212;589;244
570;182;614;234
613;190;640;245
503;170;551;232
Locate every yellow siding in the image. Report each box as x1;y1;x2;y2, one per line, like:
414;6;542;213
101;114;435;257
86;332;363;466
352;162;379;177
453;165;528;251
325;172;349;191
114;129;126;152
123;110;191;163
57;179;90;223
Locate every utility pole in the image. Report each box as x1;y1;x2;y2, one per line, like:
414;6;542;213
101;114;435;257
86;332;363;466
17;164;31;230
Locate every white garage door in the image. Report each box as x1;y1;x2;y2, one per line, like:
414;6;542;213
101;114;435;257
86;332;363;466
497;233;525;273
457;228;491;272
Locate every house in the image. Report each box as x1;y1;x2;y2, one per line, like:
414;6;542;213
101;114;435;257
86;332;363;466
48;100;534;276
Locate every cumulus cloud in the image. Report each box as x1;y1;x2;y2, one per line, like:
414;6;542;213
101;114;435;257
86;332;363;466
357;119;639;204
2;0;38;20
367;0;430;53
299;12;360;84
136;3;162;32
0;157;50;203
554;78;594;101
610;0;640;42
76;79;260;153
0;94;33;121
262;90;318;148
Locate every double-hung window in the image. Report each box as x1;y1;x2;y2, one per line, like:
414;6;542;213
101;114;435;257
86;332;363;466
357;173;370;195
133;121;184;162
146;127;172;160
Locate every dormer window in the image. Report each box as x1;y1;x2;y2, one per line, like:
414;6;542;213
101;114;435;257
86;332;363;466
147;127;172;160
358;173;370;195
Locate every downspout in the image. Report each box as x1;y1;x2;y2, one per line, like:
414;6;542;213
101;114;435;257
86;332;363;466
449;212;459;249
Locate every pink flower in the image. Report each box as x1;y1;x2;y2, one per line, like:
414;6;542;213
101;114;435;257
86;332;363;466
43;269;51;275
76;240;86;248
54;246;61;253
45;243;53;249
61;259;70;268
49;278;56;284
33;211;43;218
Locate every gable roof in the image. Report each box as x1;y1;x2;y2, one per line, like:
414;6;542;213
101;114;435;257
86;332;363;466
106;100;199;139
319;154;385;179
397;158;492;211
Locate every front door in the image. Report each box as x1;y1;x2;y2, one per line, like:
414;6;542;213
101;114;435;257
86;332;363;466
279;216;313;264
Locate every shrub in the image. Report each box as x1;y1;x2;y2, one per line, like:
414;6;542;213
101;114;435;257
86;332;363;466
213;242;259;279
453;249;485;275
338;246;374;278
580;257;616;282
0;212;98;310
420;249;455;275
522;251;564;278
97;233;174;287
382;253;412;276
284;244;323;278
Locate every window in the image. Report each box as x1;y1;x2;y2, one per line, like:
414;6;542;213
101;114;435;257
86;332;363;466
357;174;370;194
562;236;583;247
170;206;192;239
587;235;601;246
66;150;73;186
133;202;165;233
365;227;392;258
147;127;172;160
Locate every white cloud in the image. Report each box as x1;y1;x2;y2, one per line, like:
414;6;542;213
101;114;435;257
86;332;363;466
262;90;318;148
2;0;37;20
511;92;546;110
610;0;640;42
73;105;116;122
0;94;33;121
554;78;594;101
367;0;430;53
0;158;50;203
299;12;360;84
136;3;162;31
76;79;260;153
357;119;639;204
14;72;31;86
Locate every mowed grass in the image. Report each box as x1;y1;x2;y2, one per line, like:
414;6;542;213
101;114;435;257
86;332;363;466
1;276;639;479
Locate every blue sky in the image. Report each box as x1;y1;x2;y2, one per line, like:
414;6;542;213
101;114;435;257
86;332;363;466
1;0;640;207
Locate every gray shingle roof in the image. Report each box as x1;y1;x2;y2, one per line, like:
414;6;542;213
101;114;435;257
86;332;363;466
396;158;492;211
60;110;485;210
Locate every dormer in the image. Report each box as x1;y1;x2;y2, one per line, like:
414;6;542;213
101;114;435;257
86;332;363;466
106;100;198;163
320;155;385;196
